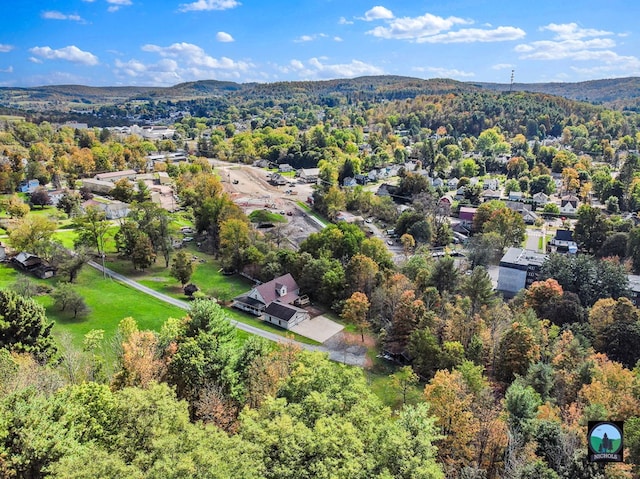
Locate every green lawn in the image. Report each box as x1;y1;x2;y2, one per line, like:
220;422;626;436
104;250;318;345
0;264;189;360
105;246;251;301
46;267;188;350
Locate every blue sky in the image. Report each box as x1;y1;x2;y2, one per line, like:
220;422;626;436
1;0;639;87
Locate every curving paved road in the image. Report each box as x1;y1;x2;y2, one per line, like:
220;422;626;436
87;261;366;366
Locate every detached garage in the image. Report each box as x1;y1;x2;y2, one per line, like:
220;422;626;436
263;301;310;330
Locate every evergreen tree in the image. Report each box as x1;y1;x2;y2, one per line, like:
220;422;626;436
0;289;57;362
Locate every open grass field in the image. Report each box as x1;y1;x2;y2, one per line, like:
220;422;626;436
0;263;189;356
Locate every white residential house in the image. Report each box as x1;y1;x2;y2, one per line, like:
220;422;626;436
548;229;578;253
343;177;356;187
297;167;320;183
233;273;301;316
532;192;549;205
481;189;501;202
432;177;444;188
483;178;500;190
560;195;580;215
454;186;467;200
447;177;459;189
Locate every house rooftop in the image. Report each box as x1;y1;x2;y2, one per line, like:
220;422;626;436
264;301;307;322
554;229;574;242
255;273;299;305
500;247;547;267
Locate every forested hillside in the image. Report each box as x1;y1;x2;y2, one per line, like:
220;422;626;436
3;75;640;126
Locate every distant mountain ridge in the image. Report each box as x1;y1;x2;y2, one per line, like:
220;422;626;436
2;75;640;112
474;77;640;107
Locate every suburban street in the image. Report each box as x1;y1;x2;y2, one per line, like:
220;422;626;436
87;260;368;366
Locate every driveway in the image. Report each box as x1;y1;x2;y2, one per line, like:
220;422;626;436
290;315;344;343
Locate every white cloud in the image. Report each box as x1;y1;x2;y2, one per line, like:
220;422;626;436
515;22;618;61
294;33;328;43
366;12;470;40
142;42;250;71
362;6;394;21
492;63;514;70
515;38;617;60
416;26;525;44
0;44;14;53
334;36;343;42
106;0;132;12
285;57;383;79
179;0;240;12
0;66;13;73
41;11;84;21
413;66;475;78
29;45;99;65
118;42;253;84
542;22;612;40
216;31;234;42
338;17;353;25
24;71;92;86
114;58;182;84
514;21;640;78
571;61;640;77
29;57;43;64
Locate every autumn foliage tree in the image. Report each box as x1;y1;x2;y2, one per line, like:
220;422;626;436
341;292;370;341
424;369;480;475
525;278;563;318
496;321;541;383
113;330;166;389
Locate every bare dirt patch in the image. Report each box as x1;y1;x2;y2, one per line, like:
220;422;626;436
323;331;377;368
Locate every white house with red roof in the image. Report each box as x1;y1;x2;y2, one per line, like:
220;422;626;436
233;273;301;316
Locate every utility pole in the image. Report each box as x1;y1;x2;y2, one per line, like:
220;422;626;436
509;69;515;93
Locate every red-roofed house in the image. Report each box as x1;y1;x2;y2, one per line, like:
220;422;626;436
233;273;301;316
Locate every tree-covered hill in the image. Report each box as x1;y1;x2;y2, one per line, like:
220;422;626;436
475;76;640;110
4;75;640;114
